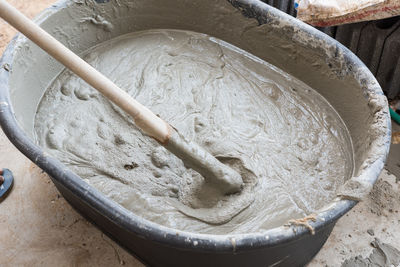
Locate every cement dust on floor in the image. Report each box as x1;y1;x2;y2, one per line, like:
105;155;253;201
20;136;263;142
1;1;400;266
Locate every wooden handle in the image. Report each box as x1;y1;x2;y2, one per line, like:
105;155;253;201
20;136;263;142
0;0;171;143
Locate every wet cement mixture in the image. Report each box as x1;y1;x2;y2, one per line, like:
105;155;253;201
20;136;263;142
34;29;353;235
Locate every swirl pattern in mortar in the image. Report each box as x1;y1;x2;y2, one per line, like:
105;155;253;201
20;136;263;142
34;29;353;235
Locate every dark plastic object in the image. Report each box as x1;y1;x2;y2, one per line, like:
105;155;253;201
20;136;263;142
376;22;400;99
0;169;13;200
263;1;400;100
0;0;391;266
324;18;400;99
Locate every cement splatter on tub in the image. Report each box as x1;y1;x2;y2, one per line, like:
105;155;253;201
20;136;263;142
34;29;353;235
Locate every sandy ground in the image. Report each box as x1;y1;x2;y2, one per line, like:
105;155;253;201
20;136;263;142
0;0;56;52
1;1;399;266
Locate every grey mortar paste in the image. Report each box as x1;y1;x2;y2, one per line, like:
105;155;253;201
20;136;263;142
34;29;353;235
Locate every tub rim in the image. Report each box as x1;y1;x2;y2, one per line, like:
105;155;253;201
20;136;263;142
0;0;391;253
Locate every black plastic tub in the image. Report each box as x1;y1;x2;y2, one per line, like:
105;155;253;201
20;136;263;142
0;0;391;266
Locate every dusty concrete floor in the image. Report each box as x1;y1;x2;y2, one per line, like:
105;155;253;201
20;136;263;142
0;0;56;52
1;1;400;266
